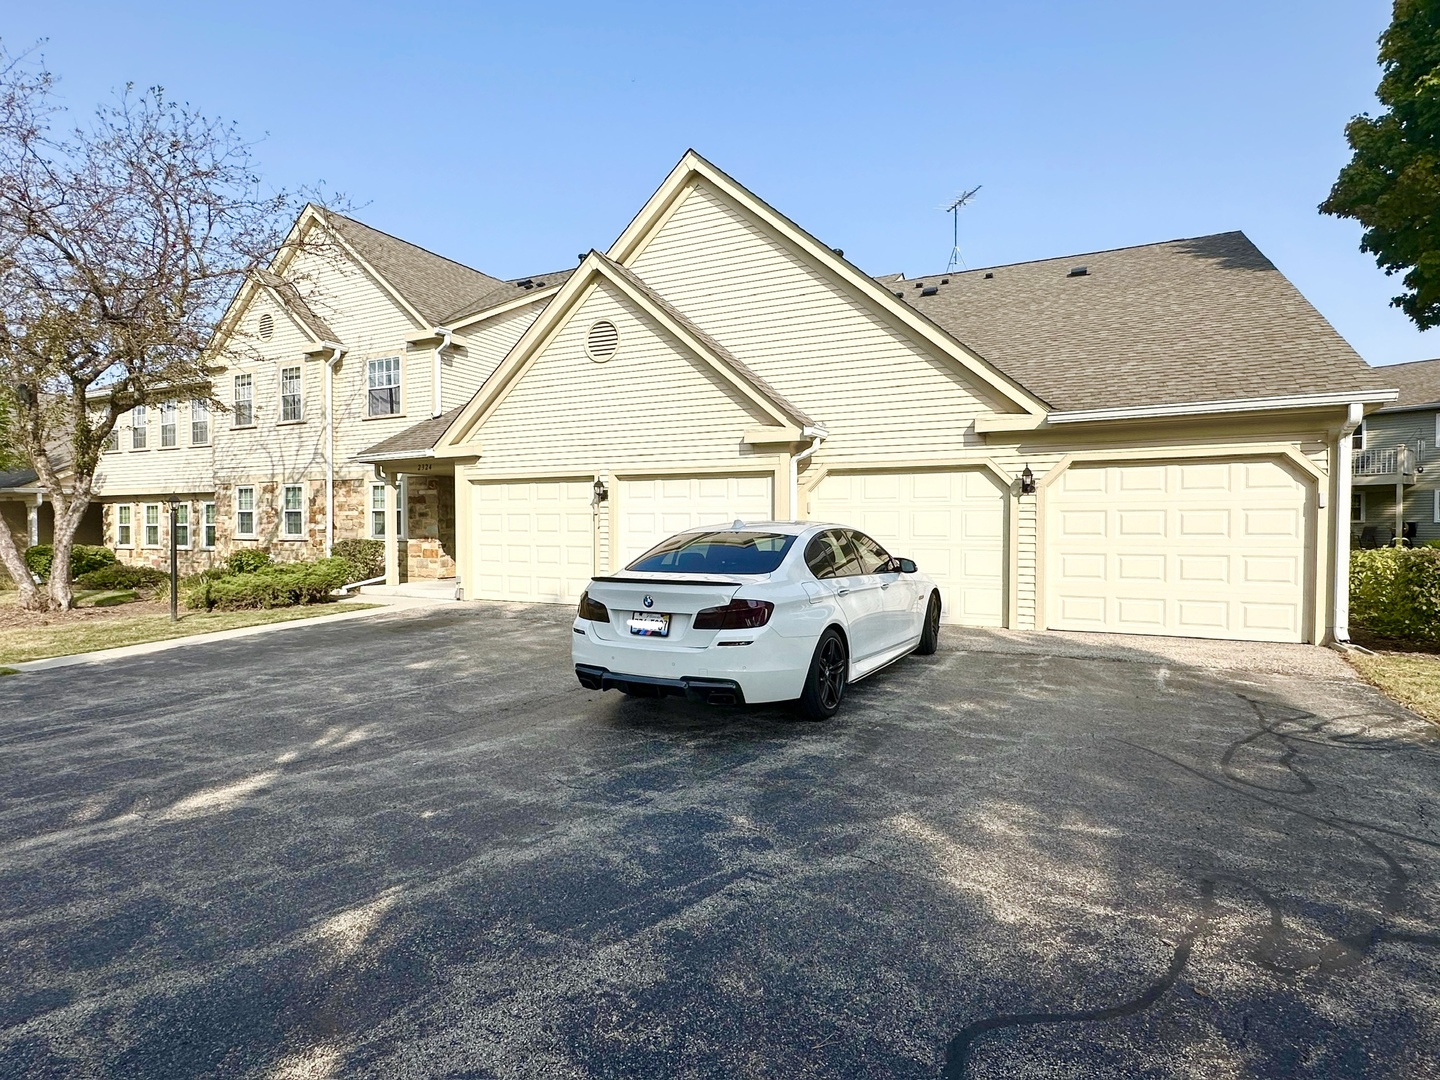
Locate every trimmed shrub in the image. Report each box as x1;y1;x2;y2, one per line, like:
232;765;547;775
22;544;116;581
186;556;352;611
226;548;272;575
75;564;168;592
332;538;384;581
1351;547;1440;641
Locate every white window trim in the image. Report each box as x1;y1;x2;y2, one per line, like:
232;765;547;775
116;504;133;549
142;503;162;548
132;406;148;450
366;356;403;418
280;484;306;540
369;481;387;539
235;485;257;538
191;400;211;446
174;502;191;550
1353;422;1366;451
159;402;178;449
279;366;304;424
233;373;256;429
202;501;217;549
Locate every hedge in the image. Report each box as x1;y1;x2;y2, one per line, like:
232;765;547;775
332;538;384;581
23;544;118;582
74;564;169;592
1350;547;1440;641
226;549;272;575
186;557;352;611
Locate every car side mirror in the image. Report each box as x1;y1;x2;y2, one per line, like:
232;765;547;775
895;557;917;574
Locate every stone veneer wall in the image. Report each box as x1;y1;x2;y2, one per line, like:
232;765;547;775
404;474;456;580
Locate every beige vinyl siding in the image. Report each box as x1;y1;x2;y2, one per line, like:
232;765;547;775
626;180;1003;466
472;280;774;473
95;402;215;497
445;301;548;410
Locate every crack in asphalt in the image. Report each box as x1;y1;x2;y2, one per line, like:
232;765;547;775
940;694;1440;1078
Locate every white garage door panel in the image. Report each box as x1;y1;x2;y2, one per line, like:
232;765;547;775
1046;460;1311;643
471;479;594;603
810;469;1006;627
618;475;774;567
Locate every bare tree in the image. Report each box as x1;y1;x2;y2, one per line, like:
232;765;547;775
0;42;329;610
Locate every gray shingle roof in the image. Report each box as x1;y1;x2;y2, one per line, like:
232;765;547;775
894;231;1381;411
0;466;38;490
443;269;577;325
322;211;506;326
253;269;337;342
1372;358;1440;410
356;407;466;461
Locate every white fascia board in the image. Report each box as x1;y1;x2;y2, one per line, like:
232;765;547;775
1047;389;1401;425
356;448;435;464
445;288;558;333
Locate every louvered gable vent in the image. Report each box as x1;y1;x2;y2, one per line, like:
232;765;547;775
586;319;619;362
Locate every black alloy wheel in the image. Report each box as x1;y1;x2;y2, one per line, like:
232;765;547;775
916;591;941;655
798;627;848;721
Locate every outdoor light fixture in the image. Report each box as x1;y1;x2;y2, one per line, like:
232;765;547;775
165;494;180;622
1020;465;1036;495
593;478;609;504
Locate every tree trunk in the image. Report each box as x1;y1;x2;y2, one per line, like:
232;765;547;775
46;492;91;611
0;510;46;611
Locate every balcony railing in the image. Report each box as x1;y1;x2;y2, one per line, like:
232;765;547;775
1353;444;1418;479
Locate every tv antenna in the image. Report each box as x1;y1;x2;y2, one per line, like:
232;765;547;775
944;185;982;273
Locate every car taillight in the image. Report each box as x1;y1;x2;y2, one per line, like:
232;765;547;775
577;591;609;622
693;599;774;630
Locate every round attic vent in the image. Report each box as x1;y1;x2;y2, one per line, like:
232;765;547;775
586;319;619;362
258;312;274;341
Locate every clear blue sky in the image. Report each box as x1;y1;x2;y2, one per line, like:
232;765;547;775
8;1;1428;367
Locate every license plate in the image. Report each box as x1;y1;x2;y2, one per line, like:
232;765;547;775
628;611;671;637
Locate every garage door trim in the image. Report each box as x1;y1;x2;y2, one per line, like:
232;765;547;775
1036;445;1326;644
802;457;1018;628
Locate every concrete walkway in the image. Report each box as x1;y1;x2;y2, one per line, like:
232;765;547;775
5;592;450;675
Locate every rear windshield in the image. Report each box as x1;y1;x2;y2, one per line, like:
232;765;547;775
627;531;796;575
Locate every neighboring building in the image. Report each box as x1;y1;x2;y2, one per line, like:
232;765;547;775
0;453;104;556
92;207;561;577
364;151;1394;645
1349;358;1440;546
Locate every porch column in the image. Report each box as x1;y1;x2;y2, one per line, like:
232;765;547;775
27;493;41;547
384;471;401;586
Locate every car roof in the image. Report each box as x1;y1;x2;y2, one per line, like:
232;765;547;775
673;520;846;538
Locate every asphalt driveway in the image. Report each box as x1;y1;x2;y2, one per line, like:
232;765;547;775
1;603;1437;1079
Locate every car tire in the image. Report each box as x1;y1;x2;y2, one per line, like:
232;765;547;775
796;627;848;721
915;591;941;655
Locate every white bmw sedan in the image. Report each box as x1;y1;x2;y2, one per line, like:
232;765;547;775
572;522;941;720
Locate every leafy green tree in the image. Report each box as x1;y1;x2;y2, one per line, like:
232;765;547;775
1322;0;1440;328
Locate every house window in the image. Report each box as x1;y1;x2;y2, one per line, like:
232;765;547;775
1353;422;1366;451
234;373;254;427
367;357;401;416
143;503;161;547
103;427;119;453
202;501;217;548
116;504;132;547
280;366;303;422
132;406;147;449
235;486;256;537
160;402;177;447
282;484;305;539
174;503;190;549
191;400;210;444
370;482;387;538
1352;491;1366;524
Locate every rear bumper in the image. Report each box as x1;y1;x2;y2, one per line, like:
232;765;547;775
575;665;746;705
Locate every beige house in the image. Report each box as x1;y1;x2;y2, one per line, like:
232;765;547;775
92;207;560;576
361;151;1395;644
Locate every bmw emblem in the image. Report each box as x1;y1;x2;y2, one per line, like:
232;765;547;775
643;594;654;608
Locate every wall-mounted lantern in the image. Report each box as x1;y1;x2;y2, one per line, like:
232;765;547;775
1019;465;1036;495
593;478;609;504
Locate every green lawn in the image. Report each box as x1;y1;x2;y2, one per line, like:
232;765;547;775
1347;650;1440;725
0;595;381;665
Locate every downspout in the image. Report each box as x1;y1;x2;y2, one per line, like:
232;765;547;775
789;427;825;521
321;341;349;556
432;328;453;418
1331;402;1363;644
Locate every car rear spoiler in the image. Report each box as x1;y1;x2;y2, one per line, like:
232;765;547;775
588;575;751;587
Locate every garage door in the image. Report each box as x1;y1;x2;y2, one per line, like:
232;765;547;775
470;479;594;603
1045;459;1312;643
617;474;774;567
808;469;1006;626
